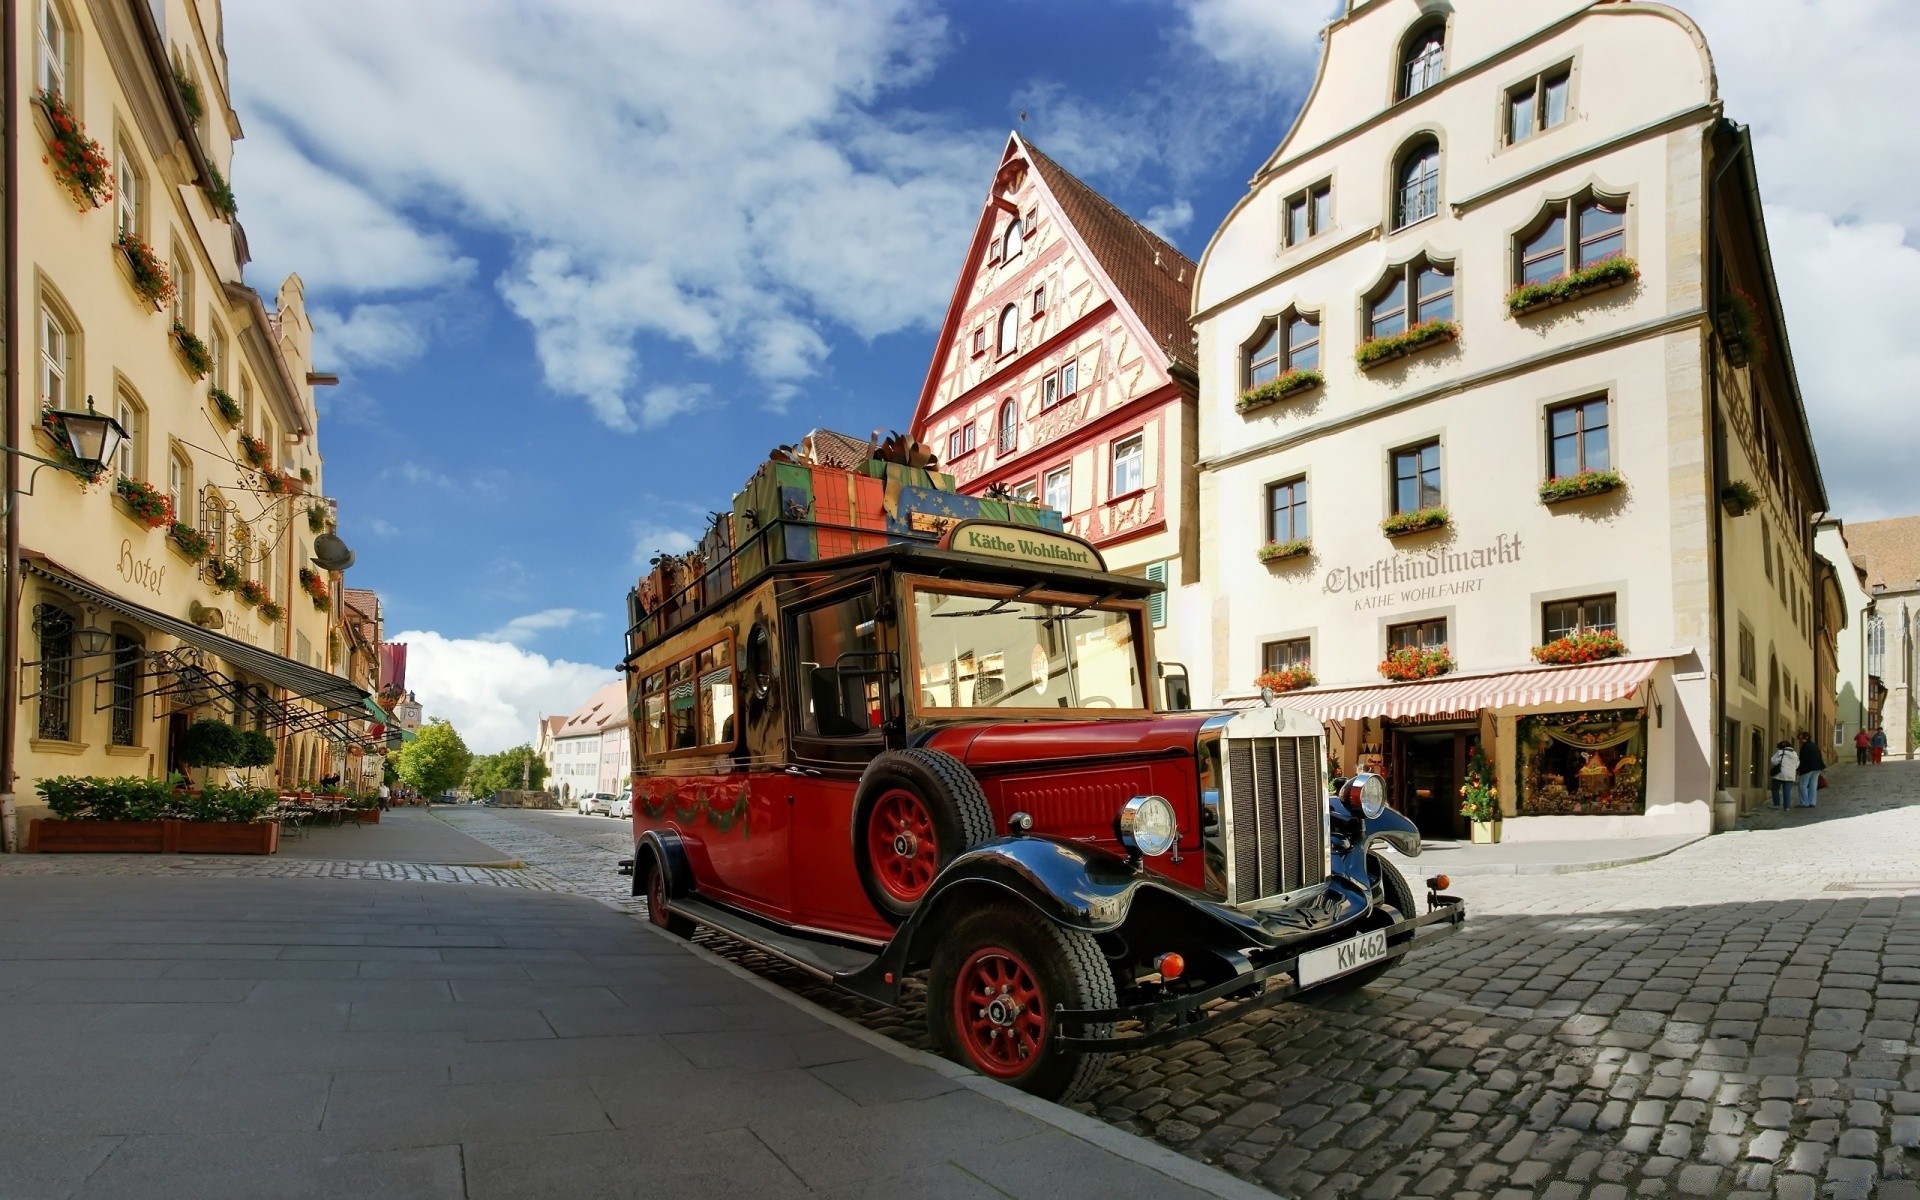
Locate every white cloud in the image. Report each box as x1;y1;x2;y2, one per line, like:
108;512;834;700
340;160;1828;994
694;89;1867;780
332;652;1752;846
1145;200;1195;239
481;607;597;646
312;303;432;369
632;523;698;568
363;518;400;539
391;629;616;754
1181;0;1336;86
225;0;993;432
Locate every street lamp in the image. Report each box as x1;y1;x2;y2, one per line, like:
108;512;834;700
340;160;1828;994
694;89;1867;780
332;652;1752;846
42;400;126;474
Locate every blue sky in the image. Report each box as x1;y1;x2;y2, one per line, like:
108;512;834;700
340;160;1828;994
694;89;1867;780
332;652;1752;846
222;0;1920;749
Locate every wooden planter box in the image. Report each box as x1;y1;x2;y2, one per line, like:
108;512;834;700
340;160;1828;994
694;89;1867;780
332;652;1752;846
29;818;278;855
347;809;380;824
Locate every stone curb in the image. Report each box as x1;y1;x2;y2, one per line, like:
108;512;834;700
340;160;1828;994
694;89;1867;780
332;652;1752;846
605;895;1283;1200
1412;831;1709;876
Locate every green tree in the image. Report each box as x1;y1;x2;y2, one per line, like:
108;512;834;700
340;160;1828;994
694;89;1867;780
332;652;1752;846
392;718;471;797
464;744;548;797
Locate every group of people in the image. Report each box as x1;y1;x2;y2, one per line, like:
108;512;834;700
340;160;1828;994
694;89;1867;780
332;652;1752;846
1853;726;1890;765
1767;731;1828;809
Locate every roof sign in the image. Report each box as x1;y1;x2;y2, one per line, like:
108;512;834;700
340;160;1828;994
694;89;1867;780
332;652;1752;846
942;521;1106;572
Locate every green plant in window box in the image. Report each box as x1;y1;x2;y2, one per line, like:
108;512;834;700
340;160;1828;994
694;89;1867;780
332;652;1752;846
236;431;271;469
115;231;177;309
169;522;210;561
306;503;331;533
1257;538;1311;563
1716;288;1765;366
1720;480;1759;517
1538;469;1623;504
202;164;238;220
258;601;284;625
172;66;205;126
1381;506;1449;537
209;386;242;426
1380;645;1454;682
35;89;113;211
260;470;288;495
1253;665;1316;694
299;566;330;609
236;579;267;607
1505;255;1639;317
1355;319;1459;369
1236;368;1324;413
206;559;242;592
172;322;213;376
113;476;174;528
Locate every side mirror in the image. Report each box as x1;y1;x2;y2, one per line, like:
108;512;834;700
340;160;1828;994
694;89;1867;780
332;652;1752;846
745;622;775;704
1157;661;1192;712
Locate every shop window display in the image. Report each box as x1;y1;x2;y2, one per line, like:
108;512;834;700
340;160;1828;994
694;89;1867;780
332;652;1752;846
1516;708;1647;816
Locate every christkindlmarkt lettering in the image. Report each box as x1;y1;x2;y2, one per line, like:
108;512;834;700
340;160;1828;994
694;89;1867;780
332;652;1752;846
1321;532;1524;598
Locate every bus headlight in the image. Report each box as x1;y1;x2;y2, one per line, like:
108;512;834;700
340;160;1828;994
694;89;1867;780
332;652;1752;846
1343;773;1388;820
1117;795;1178;858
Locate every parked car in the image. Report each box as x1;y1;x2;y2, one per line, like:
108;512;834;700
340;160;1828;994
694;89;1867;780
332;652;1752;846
579;792;616;816
609;790;633;819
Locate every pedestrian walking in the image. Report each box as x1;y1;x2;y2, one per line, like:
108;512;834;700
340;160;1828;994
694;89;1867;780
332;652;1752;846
1769;740;1798;809
1871;727;1888;765
378;782;391;812
1795;731;1825;808
1855;728;1872;766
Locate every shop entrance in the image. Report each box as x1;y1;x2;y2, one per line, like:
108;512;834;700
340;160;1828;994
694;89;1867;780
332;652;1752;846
1390;725;1475;841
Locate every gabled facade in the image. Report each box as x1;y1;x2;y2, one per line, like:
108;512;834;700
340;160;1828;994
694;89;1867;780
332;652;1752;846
910;135;1201;681
1191;0;1825;840
1839;515;1920;759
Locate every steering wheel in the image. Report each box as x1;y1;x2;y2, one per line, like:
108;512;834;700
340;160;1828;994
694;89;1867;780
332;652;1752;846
1082;695;1117;708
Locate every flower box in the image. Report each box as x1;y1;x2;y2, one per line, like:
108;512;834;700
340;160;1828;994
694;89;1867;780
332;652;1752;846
1356;320;1458;370
204;165;238;221
168;522;210;561
1380;645;1454;682
347;809;381;825
35;89;112;211
1254;666;1316;694
236;580;266;607
1257;538;1311;564
1532;629;1626;665
172;322;212;377
1469;820;1503;845
1720;480;1759;517
27;818;279;856
115;232;175;310
1506;255;1640;318
114;477;174;528
209;387;242;426
1381;507;1449;538
237;432;271;469
1539;469;1623;505
1236;369;1324;414
258;601;284;624
206;559;242;593
1716;290;1764;367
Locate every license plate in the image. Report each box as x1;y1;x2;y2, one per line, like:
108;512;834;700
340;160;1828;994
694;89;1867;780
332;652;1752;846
1296;928;1389;987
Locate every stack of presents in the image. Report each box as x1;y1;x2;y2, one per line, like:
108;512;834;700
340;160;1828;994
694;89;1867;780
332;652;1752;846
630;430;1064;646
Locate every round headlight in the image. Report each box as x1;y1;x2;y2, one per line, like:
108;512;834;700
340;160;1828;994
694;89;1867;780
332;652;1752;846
1348;773;1388;819
1117;795;1178;857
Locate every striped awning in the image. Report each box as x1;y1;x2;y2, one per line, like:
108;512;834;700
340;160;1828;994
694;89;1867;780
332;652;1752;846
1238;657;1665;723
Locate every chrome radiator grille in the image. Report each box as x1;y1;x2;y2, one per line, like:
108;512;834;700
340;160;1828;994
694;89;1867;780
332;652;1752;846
1224;736;1327;905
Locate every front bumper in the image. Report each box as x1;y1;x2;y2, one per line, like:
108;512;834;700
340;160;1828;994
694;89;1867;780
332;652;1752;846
1054;893;1466;1051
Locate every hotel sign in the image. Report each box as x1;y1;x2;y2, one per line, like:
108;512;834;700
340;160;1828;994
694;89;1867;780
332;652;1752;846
1322;532;1525;611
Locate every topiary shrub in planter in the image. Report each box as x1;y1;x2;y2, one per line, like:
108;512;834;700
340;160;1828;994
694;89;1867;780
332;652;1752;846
1539;469;1623;505
236;729;276;769
1532;629;1627;665
1254;665;1316;694
1381;507;1449;537
1380;645;1454;682
178;719;243;769
1257;538;1311;564
1236;369;1324;413
114;476;174;528
1506;255;1640;317
1356;319;1458;369
30;776;279;854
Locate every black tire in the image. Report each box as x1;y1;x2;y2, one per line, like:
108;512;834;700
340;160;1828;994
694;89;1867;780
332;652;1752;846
641;849;696;938
853;749;994;923
1301;852;1418;998
926;902;1114;1103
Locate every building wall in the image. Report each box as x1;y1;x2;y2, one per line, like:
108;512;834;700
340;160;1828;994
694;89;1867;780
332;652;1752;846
552;735;598;800
1190;0;1818;835
12;0;351;820
1815;524;1875;752
596;725;630;796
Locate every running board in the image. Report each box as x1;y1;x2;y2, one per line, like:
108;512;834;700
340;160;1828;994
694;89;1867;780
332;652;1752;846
668;896;880;982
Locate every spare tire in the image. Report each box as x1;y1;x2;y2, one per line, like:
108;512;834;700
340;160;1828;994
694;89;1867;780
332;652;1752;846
854;748;995;923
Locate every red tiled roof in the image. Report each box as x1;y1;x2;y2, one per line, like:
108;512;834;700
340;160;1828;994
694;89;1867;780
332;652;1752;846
1021;138;1197;368
557;680;625;738
1846;515;1920;593
804;429;874;470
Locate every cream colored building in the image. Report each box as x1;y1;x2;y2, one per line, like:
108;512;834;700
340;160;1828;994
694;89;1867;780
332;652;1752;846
1839;516;1920;759
1191;0;1823;841
3;0;373;842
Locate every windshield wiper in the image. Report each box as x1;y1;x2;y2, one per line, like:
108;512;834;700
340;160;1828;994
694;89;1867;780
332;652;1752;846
1024;590;1116;623
932;583;1045;618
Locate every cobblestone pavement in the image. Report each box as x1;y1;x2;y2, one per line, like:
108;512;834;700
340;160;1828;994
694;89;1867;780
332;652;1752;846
17;775;1920;1199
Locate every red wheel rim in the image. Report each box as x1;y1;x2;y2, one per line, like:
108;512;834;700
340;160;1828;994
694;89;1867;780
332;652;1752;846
867;789;938;904
951;945;1047;1079
647;867;670;929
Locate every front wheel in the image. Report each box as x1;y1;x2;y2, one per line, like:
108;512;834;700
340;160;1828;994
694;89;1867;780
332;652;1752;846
927;903;1114;1103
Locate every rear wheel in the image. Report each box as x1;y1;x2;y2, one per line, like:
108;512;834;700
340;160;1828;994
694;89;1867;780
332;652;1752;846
643;853;695;938
927;903;1113;1102
854;750;994;922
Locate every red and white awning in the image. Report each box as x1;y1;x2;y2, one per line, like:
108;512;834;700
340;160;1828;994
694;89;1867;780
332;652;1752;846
1233;656;1665;724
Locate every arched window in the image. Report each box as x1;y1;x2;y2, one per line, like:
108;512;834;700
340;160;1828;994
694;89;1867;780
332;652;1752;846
109;629;143;747
1517;193;1627;286
997;398;1018;454
1244;309;1320;387
997;304;1019;356
1399;21;1446;100
1367;258;1454;339
1002;218;1024;262
1393;139;1441;230
33;601;75;742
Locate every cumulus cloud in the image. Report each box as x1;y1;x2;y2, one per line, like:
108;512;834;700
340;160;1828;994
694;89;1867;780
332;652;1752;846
1145;200;1195;239
311;303;434;369
1181;0;1337;86
225;0;993;432
391;629;616;754
632;523;698;568
481;608;596;646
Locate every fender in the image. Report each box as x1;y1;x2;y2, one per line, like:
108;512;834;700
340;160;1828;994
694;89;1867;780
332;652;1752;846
634;828;692;899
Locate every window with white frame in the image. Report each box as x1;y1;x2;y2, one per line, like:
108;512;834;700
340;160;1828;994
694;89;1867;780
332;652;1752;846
170;245;192;330
38;303;72;410
997;304;1018;356
1399;21;1446;100
1285;181;1333;246
115;142;142;239
1010;479;1037;504
947;422;976;460
971;326;986;356
1059;359;1078;396
1508;65;1572;144
1517;192;1627;286
1110;434;1144;497
1542;594;1616;642
1002;218;1024;262
1032;285;1046;316
209;325;228;391
114;389;141;480
1392;139;1441;230
1044;465;1071;514
168;446;191;519
36;0;68;96
997;399;1017;454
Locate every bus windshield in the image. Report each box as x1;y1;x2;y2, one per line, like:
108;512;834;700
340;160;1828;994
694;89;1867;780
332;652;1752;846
910;584;1146;712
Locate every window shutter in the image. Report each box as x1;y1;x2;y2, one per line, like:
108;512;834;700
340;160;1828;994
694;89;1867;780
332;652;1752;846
1145;560;1168;629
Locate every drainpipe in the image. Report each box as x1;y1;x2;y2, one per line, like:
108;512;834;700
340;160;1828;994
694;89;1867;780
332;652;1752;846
1705;126;1747;810
2;0;22;852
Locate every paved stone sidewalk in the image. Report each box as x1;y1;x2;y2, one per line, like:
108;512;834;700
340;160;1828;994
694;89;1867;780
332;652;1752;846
0;873;1256;1200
